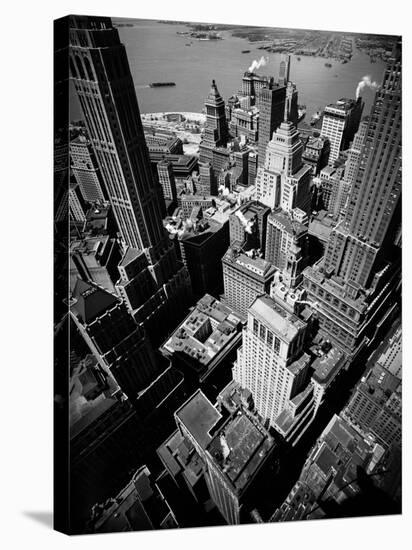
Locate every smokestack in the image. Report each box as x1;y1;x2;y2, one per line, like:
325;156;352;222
355;75;379;99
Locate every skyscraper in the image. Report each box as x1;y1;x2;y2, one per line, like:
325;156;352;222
303;47;402;352
68;16;192;334
70;134;106;203
265;208;309;288
233;295;316;443
199;80;230;164
70;279;160;401
325;53;401;288
157;159;177;203
222;248;277;319
257;84;286;168
69;16;166;252
278;54;290;86
174;387;278;524
255;120;311;215
321;97;364;165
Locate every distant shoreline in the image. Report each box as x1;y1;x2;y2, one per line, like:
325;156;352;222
141;111;206;122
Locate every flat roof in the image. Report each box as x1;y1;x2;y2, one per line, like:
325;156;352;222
249;294;305;342
312;347;345;384
162;294;242;368
175;390;222;449
206;408;275;493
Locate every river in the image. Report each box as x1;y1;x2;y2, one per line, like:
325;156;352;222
117;20;386;119
69;19;387;123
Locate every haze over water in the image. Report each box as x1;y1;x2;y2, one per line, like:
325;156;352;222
116;20;386;120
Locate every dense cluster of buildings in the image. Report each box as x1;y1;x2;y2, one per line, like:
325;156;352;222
54;15;401;534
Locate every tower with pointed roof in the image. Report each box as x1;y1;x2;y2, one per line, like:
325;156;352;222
255;119;311;216
199;80;230;164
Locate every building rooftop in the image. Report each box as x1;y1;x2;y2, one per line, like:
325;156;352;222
324;97;359;114
70;234;110;257
71;279;118;324
175;387;276;495
69;355;121;439
161;294;242;370
175;390;222;449
300;414;384;500
269;208;308;238
308;218;334;243
249;294;306;342
206;411;275;493
157;429;205;487
118;246;144;267
224;248;277;281
90;465;176;533
304;262;368;312
312;346;345;385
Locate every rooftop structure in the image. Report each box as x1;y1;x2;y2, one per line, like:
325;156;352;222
161;294;243;382
223;248;277;319
89;465;178;533
174;388;278;524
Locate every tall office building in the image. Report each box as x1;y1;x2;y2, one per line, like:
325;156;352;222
325;53;401;287
68;16;192;333
343;362;401;447
178;213;229;298
70;278;163;400
199;80;230;164
278;54;290;86
157;159;177;203
341;119;368;194
255;119;311;215
321;97;364;164
285;82;299;127
69;182;87;222
229;200;270;251
198;161;217;195
265;208;309;288
70;234;122;293
303;47;402;352
222;248;277;319
174;387;278;524
69;16;166;251
302;135;330;175
233;295;316;443
257;84;286;168
70;134;106;202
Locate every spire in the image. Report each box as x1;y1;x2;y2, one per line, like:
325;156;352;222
284;95;289;123
208;79;221;101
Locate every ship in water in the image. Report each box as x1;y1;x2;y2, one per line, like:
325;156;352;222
150;82;176;88
325;62;332;68
242;49;251;53
310;110;322;126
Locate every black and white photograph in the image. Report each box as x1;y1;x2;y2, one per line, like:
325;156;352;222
3;1;409;548
53;13;402;535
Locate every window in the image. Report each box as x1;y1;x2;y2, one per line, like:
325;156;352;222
70;57;77;78
75;55;86;80
84;57;95;81
253;319;259;335
274;337;280;354
260;324;266;341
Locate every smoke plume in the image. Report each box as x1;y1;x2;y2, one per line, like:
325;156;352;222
248;56;268;73
356;75;379;99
